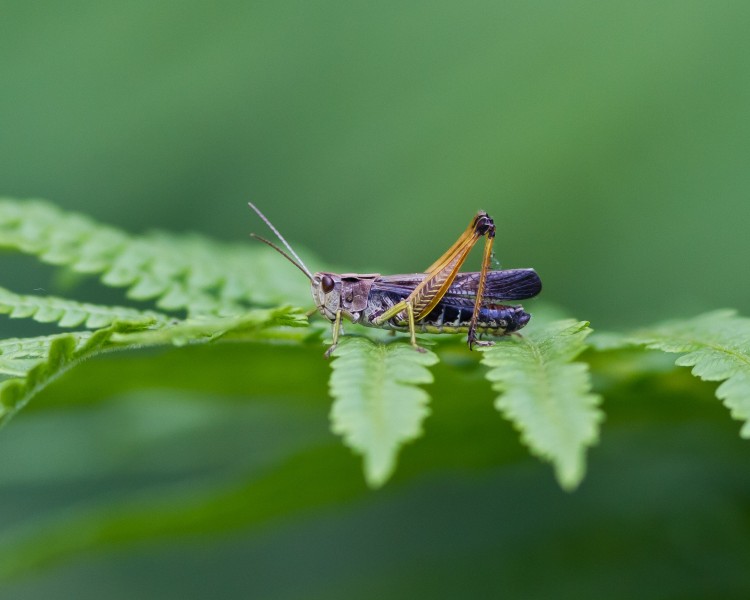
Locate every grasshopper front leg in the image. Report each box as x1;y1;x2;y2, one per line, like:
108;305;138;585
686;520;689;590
324;309;343;358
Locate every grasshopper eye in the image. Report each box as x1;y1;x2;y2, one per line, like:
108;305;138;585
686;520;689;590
321;275;334;293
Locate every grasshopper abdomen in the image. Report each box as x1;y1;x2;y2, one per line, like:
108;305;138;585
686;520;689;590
361;289;530;337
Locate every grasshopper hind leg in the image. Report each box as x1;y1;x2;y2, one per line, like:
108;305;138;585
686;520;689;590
468;327;497;349
468;333;495;349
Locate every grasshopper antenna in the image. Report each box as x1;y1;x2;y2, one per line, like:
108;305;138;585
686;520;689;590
248;202;314;281
250;233;313;281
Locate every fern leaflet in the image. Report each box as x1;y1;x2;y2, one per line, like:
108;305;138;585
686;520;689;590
481;320;602;490
0;286;169;329
329;337;438;487
630;310;750;436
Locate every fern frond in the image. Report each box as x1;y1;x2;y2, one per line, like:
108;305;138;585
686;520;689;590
329;337;438;488
0;286;168;329
0;332;93;361
0;332;94;380
630;310;750;436
0;327;130;423
481;320;602;490
0;199;312;315
110;305;309;347
0;303;307;425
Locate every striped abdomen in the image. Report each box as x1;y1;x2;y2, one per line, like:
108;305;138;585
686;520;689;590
361;290;530;336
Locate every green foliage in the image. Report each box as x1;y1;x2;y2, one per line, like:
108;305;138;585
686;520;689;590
0;198;310;315
0;302;306;424
2;3;750;595
0;286;168;329
629;310;750;437
2;198;750;503
329;337;438;487
481;320;602;490
0;198;310;425
1;327;129;423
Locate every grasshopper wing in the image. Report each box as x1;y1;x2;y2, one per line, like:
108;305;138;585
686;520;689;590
375;268;541;302
450;268;541;301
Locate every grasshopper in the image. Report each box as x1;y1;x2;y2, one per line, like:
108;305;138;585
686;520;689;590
248;203;541;357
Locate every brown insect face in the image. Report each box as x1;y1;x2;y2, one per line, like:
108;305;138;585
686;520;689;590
311;272;341;321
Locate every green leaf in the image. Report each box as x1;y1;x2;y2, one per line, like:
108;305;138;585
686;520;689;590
109;305;309;347
480;320;602;490
0;198;312;315
0;328;122;423
329;337;439;488
0;304;308;426
0;286;169;329
630;310;750;437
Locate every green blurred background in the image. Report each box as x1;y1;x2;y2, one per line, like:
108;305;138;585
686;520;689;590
2;1;750;598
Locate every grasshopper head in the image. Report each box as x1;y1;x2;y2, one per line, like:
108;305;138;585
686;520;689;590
311;272;341;321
